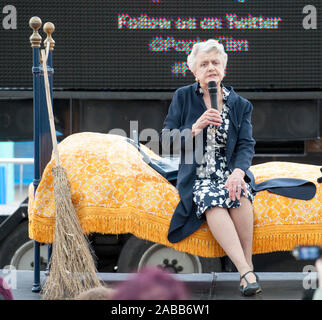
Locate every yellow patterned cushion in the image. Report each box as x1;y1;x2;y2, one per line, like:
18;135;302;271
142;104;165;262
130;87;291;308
28;132;322;257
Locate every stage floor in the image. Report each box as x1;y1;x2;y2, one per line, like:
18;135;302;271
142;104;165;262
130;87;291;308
0;270;314;300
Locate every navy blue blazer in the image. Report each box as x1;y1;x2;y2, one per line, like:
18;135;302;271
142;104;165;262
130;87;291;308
160;82;316;244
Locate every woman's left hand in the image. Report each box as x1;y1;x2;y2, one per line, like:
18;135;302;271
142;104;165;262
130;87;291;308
225;169;248;201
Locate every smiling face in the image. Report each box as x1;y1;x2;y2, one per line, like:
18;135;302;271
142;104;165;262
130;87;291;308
193;50;226;89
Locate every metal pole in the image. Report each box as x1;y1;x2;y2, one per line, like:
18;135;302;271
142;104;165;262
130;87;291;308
29;16;42;293
31;19;56;293
29;16;56;294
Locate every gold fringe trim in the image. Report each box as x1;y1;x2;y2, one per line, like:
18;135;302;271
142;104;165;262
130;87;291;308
28;217;55;243
29;207;322;258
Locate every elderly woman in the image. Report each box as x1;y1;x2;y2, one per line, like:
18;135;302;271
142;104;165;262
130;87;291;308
161;39;261;296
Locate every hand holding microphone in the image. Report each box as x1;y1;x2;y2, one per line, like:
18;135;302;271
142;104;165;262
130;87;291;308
192;81;223;137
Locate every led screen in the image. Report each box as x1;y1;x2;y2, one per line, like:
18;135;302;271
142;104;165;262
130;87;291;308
0;0;320;90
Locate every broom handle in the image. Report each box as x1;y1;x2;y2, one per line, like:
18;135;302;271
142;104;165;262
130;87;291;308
41;44;60;167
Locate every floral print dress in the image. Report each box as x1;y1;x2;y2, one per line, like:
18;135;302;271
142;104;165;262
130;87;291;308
192;86;254;219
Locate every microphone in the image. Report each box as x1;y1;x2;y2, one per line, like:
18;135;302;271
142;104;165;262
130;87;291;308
208;81;217;110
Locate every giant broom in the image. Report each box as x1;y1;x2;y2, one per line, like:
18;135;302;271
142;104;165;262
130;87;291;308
34;19;103;299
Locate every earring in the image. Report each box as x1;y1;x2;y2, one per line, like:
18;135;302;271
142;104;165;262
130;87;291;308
195;77;199;82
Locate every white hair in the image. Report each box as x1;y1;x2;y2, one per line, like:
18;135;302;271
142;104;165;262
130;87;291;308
187;39;228;73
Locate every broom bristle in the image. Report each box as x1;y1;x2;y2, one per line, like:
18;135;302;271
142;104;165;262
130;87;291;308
41;166;103;300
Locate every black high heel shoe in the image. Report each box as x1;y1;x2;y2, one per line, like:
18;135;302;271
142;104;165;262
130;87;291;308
240;271;262;296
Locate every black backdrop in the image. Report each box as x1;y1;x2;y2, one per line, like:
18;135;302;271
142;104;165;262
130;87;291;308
0;0;321;90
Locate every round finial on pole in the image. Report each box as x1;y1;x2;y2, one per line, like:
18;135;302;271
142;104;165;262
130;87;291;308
29;16;42;48
43;22;55;51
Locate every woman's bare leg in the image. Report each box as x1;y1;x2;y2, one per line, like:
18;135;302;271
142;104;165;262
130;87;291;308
229;197;254;270
205;207;256;286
